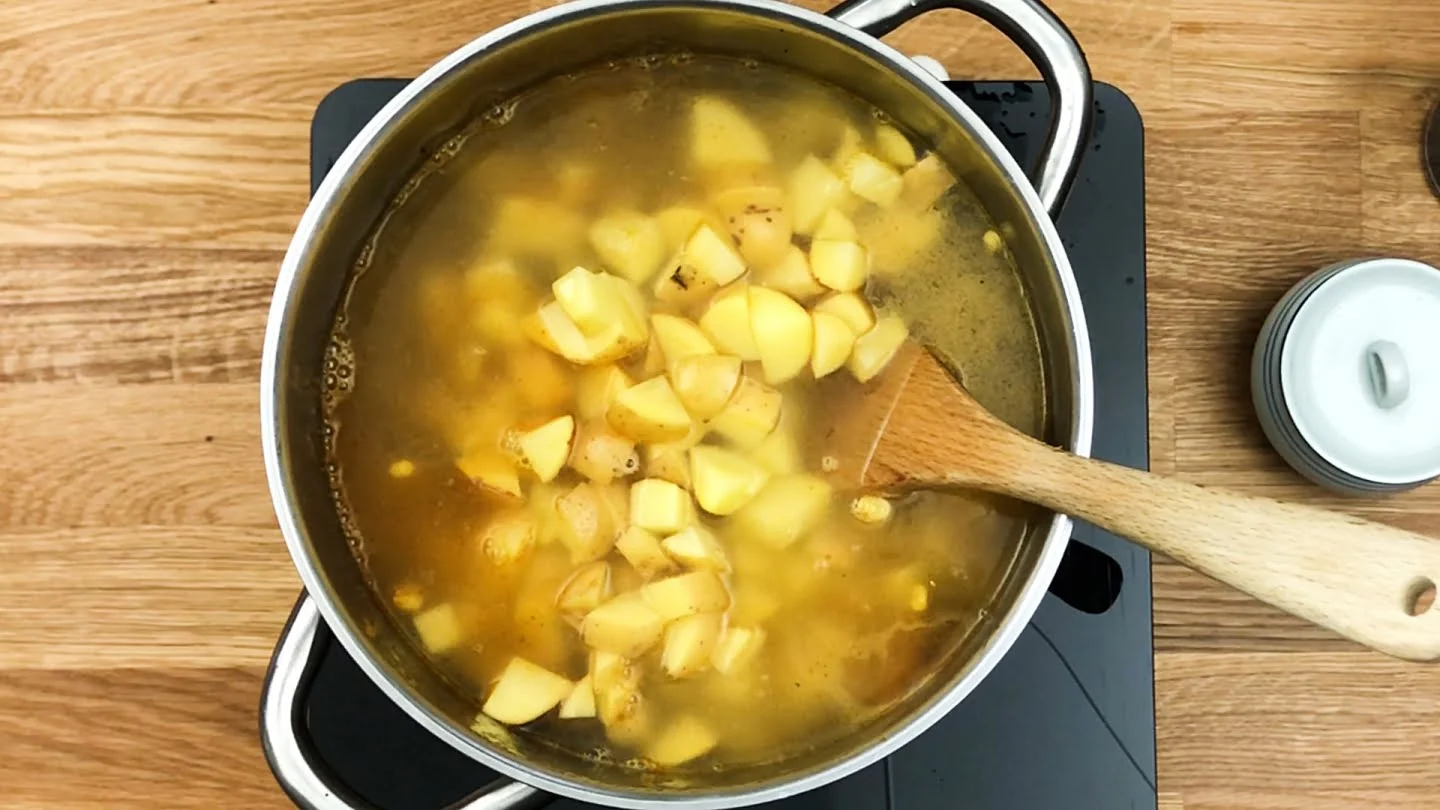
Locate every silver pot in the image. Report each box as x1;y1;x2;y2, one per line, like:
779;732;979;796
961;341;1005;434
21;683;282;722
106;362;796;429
259;0;1094;807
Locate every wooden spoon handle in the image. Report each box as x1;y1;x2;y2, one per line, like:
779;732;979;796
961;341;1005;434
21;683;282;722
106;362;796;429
994;442;1440;661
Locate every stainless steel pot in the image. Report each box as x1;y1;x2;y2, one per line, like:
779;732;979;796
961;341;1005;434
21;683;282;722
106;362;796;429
259;0;1094;807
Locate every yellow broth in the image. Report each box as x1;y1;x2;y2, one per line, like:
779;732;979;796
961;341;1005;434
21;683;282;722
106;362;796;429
324;54;1045;771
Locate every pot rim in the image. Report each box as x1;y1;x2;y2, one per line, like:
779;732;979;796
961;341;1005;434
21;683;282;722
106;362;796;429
260;0;1094;806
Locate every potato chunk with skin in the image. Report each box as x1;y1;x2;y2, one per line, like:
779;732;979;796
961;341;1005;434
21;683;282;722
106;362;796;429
708;375;782;449
661;613;724;678
809;240;869;292
641;571;731;621
748;287;813;385
557;560;612;616
849;315;910;383
642;442;692;489
516;415;574;483
646;716;718;766
875;124;918;168
712;626;767;674
525;300;644;365
629;478;695;534
661;525;731;572
553;266;632;336
901;153;955;210
650;314;716;363
616;526;677;580
589;211;667;284
751;428;801;475
656;205;713;250
568;422;639;484
607;376;693;443
481;510;537;564
690;445;771;516
845;152;904;207
698;283;761;361
556;482;617;563
456;451;523;501
788;154;848;235
691;96;771;168
683;224;747;287
582;592;665;657
811;311;857;378
558;675;596;719
814;209;857;241
653;256;721;310
413;603;465;654
481;657;574;725
732;474;833;549
813;291;876;334
576;365;632;421
756;245;825;301
669;354;741;419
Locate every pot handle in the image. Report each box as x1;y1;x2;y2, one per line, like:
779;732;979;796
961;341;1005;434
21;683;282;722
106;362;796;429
827;0;1093;217
260;594;549;810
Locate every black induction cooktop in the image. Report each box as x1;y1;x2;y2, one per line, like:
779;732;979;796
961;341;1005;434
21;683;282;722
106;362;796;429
282;78;1153;810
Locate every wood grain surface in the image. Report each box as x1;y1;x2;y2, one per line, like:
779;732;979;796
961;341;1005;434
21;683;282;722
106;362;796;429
1;0;1437;807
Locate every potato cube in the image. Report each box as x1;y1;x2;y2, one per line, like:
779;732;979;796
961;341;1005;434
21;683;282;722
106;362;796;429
607;376;693;443
558;675;597;719
751;428;801;475
524;300;644;365
832;124;865;167
845;151;904;207
712;626;767;674
809;240;869;292
590;650;643;725
557;560;613;615
641;571;731;621
712;184;785;218
576;365;632;421
629;478;695;534
553;266;628;336
811;311;858;378
391;582;424;613
875;124;918;168
616;526;677;580
748;287;813;385
661;613;724;678
848;315;910;383
481;657;574;725
857;206;943;275
732;474;833;549
556;482;617;563
690;445;771;516
661;525;731;572
813;292;876;334
756;245;825;301
698;283;761;361
691;96;771;168
509;347;573;412
656;205;712;250
516;415;574;483
788;155;848;235
568;422;639;484
735;210;793;270
707;375;782;449
481;511;538;564
849;494;894;525
456;451;523;501
814;209;857;241
598;481;630;528
413;603;465;654
650;314;716;363
646;716;718;766
669;354;741;419
653;257;720;310
900;153;955;210
488;197;585;261
589;211;667;284
683;224;747;287
642;442;692;489
581;592;665;657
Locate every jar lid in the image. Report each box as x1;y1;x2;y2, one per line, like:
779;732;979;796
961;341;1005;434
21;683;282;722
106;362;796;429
1280;258;1440;484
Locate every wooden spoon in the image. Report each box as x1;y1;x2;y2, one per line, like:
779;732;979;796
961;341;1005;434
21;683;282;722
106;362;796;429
830;342;1440;662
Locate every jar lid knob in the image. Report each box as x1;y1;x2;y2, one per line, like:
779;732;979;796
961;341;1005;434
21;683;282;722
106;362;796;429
1364;339;1410;410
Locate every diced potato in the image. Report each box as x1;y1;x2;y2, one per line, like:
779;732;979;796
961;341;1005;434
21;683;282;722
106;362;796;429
554;161;598;206
524;300;644;365
640;328;669;377
388;459;416;479
528;483;565;546
850;495;894;524
751;428;801;475
857;206;943;275
656;206;712;250
581;592;665;657
809;240;869;292
589;211;667;284
413;603;465;654
576;365;632;421
650;314;716;362
900;153;955;210
487;197;586;261
748;287;813;385
553;266;630;336
729;580;782;625
848;315;910;383
641;571;731;621
698;283;761;361
508;347;573;412
690;445;771;516
481;511;538;564
456;451;523;501
616;526;677;580
607;376;693;443
391;582;424;613
874;124;918;168
713;184;785;217
481;657;574;725
516;415;574;483
683;224;747;287
643;441;693;489
814;209;857;241
661;613;724;678
669;354;741;419
811;311;858;378
714;187;790;269
832;124;865;168
712;626;767;674
646;716;718;766
691;96;771;168
756;245;825;301
707;375;783;449
557;560;613;615
629;478;695;534
732;474;833;549
661;525;731;572
909;583;929;612
558;675;597;719
788;155;848;235
813;292;876;334
568;421;640;484
590;650;643;725
844;152;904;207
556;482;617;563
599;481;631;528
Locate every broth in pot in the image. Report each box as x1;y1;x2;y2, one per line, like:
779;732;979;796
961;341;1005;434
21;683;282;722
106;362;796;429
323;54;1045;773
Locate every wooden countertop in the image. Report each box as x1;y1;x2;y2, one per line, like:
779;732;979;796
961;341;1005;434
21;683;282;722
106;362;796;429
2;0;1438;807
